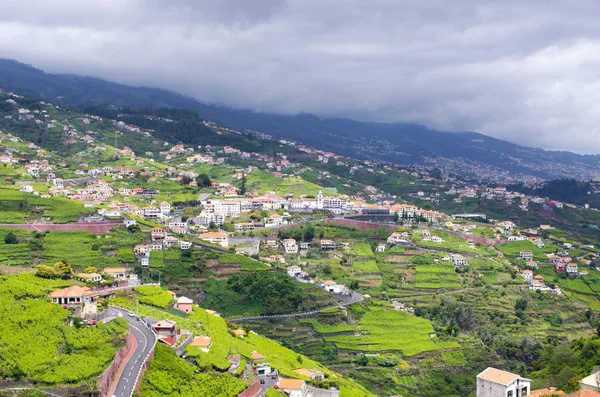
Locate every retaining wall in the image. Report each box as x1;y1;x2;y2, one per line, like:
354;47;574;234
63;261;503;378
97;333;136;397
237;380;261;397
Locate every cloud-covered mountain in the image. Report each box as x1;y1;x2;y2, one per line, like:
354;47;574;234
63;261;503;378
1;58;599;181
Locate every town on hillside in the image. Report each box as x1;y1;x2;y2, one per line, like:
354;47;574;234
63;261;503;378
3;90;600;397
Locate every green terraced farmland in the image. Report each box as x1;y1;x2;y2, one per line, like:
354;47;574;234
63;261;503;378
414;264;461;289
323;308;459;356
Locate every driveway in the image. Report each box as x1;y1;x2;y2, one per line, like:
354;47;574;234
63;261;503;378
107;307;157;397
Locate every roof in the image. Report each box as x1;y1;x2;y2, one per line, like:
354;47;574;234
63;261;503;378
232;329;245;337
153;319;176;328
566;391;600;397
190;336;212;348
104;267;127;273
527;388;565;397
477;367;524;386
251;351;266;360
293;368;322;378
177;296;193;304
323;280;336;285
199;232;228;238
278;379;305;390
76;272;102;279
49;285;92;298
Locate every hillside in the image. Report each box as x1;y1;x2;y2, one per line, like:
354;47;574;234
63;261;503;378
1;58;600;181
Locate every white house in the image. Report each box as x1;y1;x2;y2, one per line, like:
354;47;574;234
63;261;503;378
321;280;346;294
476;367;531;397
160;201;171;215
190;336;212;353
198;232;229;247
282;239;298;254
566;263;579;275
387;232;408;245
287;266;302;277
451;254;467;268
277;379;307;397
520;269;533;281
519;251;534;261
140;257;149;268
431;236;444;243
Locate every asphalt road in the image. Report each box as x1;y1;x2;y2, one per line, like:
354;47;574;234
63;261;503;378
257;374;278;396
108;307;156;397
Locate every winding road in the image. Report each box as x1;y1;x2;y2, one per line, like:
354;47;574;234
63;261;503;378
107;307;156;397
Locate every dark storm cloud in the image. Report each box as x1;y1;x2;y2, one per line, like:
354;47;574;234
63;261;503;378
1;0;600;152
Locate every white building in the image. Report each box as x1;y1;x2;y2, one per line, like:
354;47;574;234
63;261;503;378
287;266;302;277
282;239;298;254
476;367;531;397
451;254;467;268
321;280;346;294
160;201;171;214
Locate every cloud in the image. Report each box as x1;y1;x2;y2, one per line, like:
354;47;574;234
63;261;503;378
0;0;600;152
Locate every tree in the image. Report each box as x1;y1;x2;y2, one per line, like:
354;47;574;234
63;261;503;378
238;175;247;195
35;265;57;278
515;297;528;311
4;231;17;244
85;266;98;273
208;221;217;231
54;260;73;279
303;224;315;241
393;212;399;222
196;173;212;187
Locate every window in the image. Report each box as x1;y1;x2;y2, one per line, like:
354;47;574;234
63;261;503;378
507;391;513;397
522;387;528;396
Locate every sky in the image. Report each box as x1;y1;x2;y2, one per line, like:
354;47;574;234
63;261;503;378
1;0;599;153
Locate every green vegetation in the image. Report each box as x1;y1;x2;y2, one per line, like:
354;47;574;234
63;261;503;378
245;170;324;197
135;286;174;309
218;254;271;271
0;274;128;385
323;308;459;356
0;187;94;223
141;345;247;397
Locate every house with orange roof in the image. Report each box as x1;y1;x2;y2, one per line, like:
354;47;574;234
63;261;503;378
276;379;306;397
292;368;324;380
190;336;212;352
198;231;229;247
232;329;245;339
521;269;533;281
476;367;531;397
320;280;346;294
49;285;97;317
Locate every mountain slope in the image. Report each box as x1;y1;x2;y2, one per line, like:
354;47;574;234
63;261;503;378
1;58;599;180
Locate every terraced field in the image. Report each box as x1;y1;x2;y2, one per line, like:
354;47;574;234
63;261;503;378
322;308;460;356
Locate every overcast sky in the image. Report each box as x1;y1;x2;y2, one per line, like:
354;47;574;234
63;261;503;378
1;0;599;153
